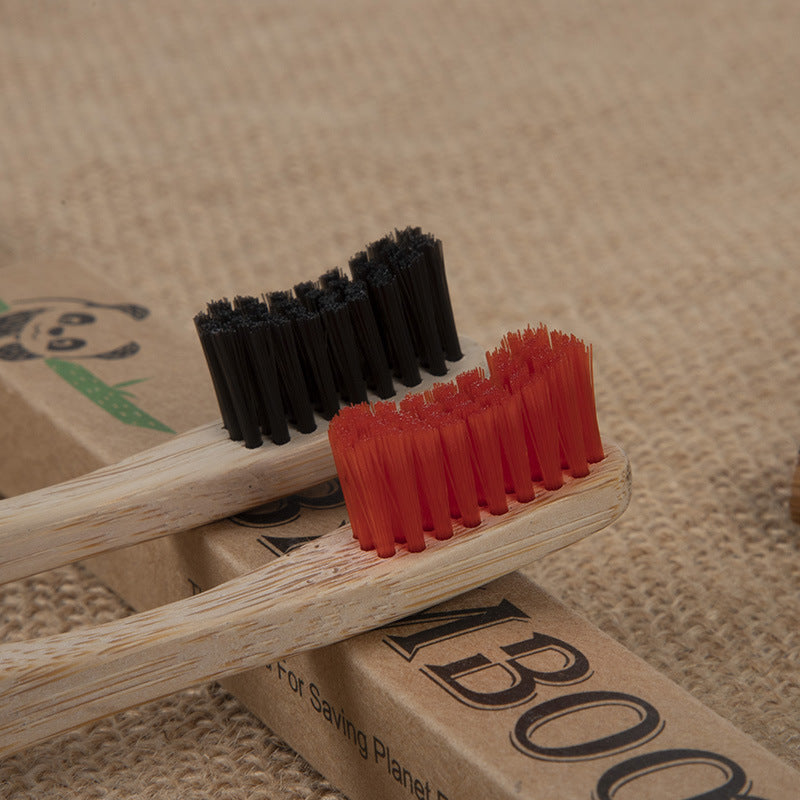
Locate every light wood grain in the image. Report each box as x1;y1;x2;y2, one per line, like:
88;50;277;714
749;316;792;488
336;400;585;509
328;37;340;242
0;442;630;758
0;339;484;586
791;454;800;525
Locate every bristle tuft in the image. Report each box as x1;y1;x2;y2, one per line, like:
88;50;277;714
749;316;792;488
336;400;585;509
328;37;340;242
328;324;604;555
196;228;462;445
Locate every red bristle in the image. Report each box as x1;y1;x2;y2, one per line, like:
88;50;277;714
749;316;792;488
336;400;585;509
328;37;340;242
430;382;458;405
471;383;514;492
501;329;525;358
512;327;581;476
358;436;398;556
522;323;552;353
468;373;495;403
465;403;508;515
438;417;482;527
520;375;564;490
485;347;503;383
553;332;604;463
450;397;490;508
329;405;397;556
372;404;427;551
489;342;544;486
430;380;458;409
328;449;362;542
340;442;380;551
509;325;534;361
486;347;516;391
327;324;605;558
548;352;589;478
382;427;427;552
520;324;554;376
420;405;462;518
372;415;408;549
399;392;426;418
582;348;604;463
409;422;453;540
508;371;543;481
328;407;372;546
496;390;535;502
455;367;487;399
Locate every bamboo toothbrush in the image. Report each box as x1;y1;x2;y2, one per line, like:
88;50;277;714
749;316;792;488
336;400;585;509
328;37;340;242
0;228;485;585
0;324;631;757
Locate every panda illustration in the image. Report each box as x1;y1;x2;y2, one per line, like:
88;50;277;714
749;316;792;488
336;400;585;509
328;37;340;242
0;298;149;361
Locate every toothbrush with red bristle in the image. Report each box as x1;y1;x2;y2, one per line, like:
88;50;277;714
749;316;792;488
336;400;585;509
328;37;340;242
0;325;631;758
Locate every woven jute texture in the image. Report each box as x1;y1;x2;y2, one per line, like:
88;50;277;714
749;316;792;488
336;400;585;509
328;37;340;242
1;1;799;797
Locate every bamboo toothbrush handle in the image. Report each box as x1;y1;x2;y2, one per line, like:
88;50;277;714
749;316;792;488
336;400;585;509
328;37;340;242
0;419;336;585
0;338;486;585
0;442;631;758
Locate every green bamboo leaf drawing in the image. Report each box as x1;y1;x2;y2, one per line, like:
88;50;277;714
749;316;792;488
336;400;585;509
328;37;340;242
44;359;175;434
111;377;150;399
0;298;9;313
112;378;149;389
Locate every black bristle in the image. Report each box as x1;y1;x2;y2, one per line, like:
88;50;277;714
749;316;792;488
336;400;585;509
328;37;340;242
388;245;447;376
318;292;368;404
348;251;371;283
343;281;394;398
318;268;348;293
397;227;462;361
293;280;322;311
289;304;341;420
241;314;290;445
194;311;242;441
195;227;461;446
265;290;295;316
206;298;234;320
209;311;263;448
231;296;293;443
269;314;317;434
364;264;421;387
270;290;342;421
232;295;264;318
366;234;400;264
350;242;426;386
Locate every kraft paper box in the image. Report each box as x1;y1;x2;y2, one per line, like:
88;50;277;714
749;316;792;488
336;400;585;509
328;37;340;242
0;260;798;799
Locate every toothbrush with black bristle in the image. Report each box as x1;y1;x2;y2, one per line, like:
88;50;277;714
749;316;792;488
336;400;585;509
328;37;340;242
0;227;483;585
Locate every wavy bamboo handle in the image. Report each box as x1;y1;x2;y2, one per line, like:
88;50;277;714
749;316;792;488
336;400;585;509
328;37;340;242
0;442;630;758
0;339;484;585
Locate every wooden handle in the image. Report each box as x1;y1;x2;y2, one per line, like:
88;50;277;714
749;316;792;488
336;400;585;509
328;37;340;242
0;419;335;584
0;442;630;758
0;339;484;585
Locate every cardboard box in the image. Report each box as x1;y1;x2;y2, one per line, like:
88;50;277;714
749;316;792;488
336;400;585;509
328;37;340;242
1;261;797;798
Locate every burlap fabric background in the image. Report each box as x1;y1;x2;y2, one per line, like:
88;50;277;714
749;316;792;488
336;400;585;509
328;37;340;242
1;2;798;797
